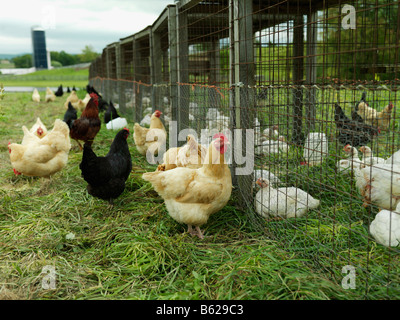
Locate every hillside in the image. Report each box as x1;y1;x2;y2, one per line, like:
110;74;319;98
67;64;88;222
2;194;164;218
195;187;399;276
0;66;89;88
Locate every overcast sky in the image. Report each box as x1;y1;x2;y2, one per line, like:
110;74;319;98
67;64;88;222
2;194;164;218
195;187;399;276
0;0;175;55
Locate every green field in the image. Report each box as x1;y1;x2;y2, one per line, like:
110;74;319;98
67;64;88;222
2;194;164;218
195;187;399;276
0;67;88;88
1;89;400;300
0;91;364;301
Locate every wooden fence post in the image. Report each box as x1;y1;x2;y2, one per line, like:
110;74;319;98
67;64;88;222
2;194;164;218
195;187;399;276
231;0;254;202
168;4;178;147
176;4;189;143
292;13;305;145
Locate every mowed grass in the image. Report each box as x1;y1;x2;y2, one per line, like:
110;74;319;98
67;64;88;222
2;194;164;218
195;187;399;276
0;92;359;300
0;67;88;88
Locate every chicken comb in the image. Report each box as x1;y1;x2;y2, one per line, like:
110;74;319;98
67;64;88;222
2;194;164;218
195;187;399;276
154;110;162;118
212;132;227;141
123;127;130;133
89;93;99;107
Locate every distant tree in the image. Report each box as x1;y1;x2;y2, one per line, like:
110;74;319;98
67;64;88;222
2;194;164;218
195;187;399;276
12;54;33;68
50;51;61;64
50;51;79;66
51;60;62;67
58;50;79;66
78;45;100;63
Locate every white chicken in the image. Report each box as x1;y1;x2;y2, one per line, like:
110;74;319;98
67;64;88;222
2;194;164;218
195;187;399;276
32;88;40;103
337;144;362;174
303;132;329;166
353;163;400;210
255;136;287;155
140;113;152;127
45;87;56;102
261;125;279;141
106;117;128;130
142;133;232;239
254;117;261;145
254;178;320;219
253;169;281;187
385;149;400;165
359;146;385;168
369;202;400;247
8;119;71;177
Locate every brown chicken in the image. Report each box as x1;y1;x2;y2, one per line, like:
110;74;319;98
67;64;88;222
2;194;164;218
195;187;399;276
69;95;101;150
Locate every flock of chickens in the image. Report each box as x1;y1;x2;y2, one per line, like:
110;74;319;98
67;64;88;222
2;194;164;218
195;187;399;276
253;91;400;247
7;85;232;240
333;92;400;246
5;86;400;245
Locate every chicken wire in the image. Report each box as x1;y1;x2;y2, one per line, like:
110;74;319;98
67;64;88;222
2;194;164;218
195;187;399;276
89;0;400;298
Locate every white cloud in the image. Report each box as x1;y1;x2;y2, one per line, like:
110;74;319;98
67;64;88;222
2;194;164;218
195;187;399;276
0;0;174;54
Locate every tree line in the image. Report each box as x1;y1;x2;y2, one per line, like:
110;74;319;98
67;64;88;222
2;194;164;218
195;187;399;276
11;45;99;68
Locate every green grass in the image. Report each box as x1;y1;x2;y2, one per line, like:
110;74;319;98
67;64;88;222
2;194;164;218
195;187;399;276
175;83;400;299
0;91;363;300
0;67;88;88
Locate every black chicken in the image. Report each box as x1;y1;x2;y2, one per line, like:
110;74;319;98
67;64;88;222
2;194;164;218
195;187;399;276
63;102;78;129
97;96;109;112
334;103;380;147
104;101;120;124
55;84;64;97
79;128;132;205
86;84;108;112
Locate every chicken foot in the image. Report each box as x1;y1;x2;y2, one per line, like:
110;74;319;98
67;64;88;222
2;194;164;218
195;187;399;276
187;225;205;239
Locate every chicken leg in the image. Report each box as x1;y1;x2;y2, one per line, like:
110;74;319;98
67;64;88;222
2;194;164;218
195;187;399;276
187;225;204;239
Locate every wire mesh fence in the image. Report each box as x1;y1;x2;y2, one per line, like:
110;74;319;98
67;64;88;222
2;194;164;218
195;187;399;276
89;0;400;298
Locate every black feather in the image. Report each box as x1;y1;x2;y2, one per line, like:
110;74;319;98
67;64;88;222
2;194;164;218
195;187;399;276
334;103;380;147
79;129;132;204
63;102;78;129
55;84;64;97
104;101;120;124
